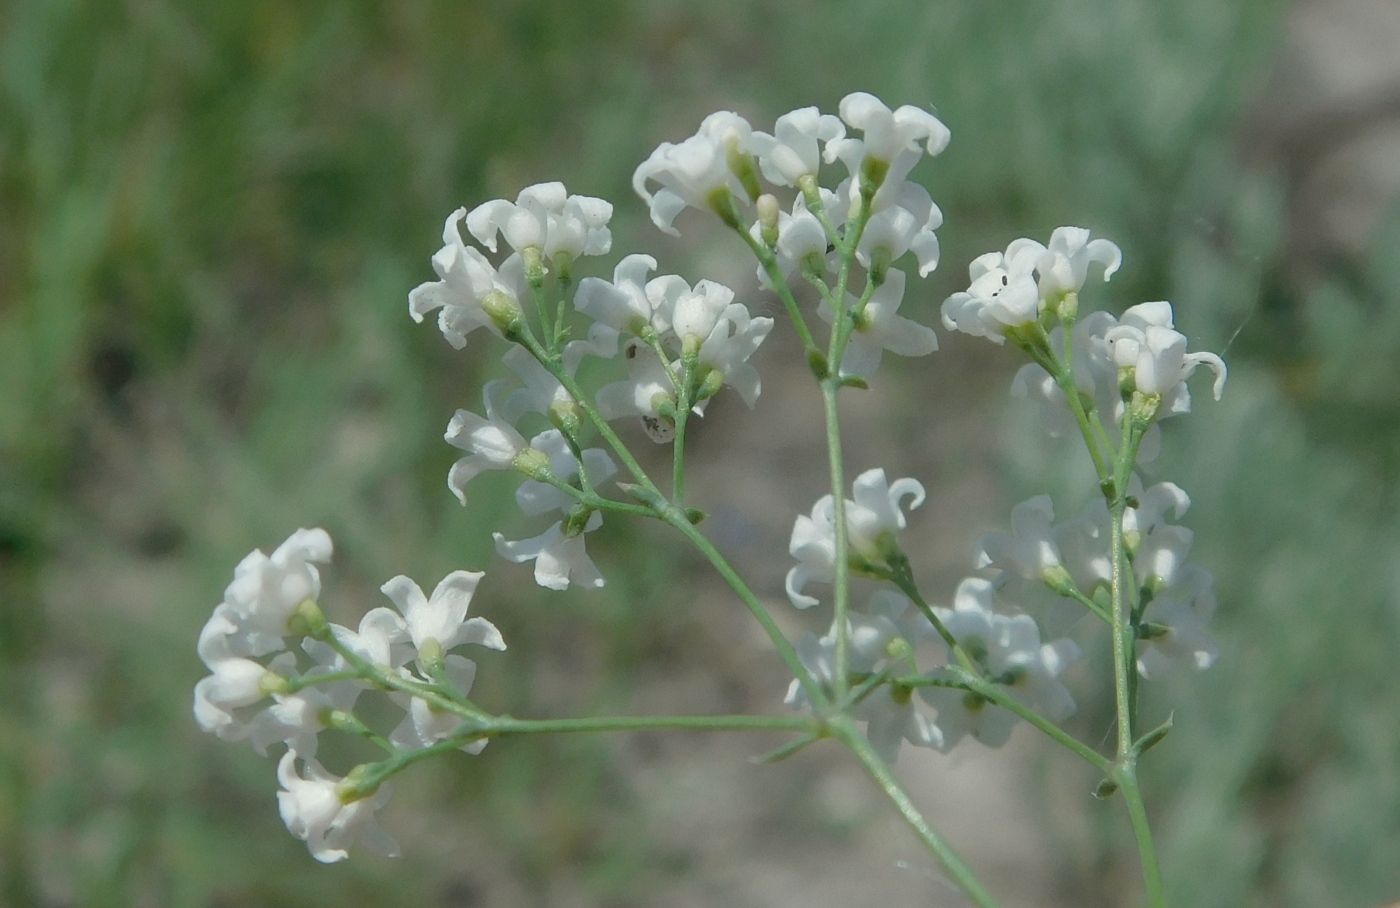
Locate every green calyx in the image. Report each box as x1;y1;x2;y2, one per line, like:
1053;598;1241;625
481;290;524;334
334;764;382;804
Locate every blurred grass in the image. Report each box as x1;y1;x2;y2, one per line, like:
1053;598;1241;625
3;0;1398;906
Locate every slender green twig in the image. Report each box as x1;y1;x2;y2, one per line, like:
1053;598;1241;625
833;717;1002;908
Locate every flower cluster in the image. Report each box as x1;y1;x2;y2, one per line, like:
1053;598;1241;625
782;474;1085;759
785;590;942;762
974;479;1219;678
575;256;774;441
941;228;1226;461
636;93;947;378
196;89;1228;891
194;529;505;862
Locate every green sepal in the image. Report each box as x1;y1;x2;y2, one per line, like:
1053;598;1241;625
563;506;594;537
618;482;669;513
335;764;383;804
287;599;330;641
1133;713;1173;757
840;374;869;390
1093;778;1120;800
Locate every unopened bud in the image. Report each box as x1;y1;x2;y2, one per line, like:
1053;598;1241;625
1041;565;1077;597
757;194;781;248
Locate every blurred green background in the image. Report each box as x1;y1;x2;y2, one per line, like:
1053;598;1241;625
3;0;1399;905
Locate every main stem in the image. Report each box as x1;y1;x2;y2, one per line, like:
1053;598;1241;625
1107;435;1166;907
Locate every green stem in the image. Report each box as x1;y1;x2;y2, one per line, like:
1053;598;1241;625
956;672;1112;773
833;717;1001;908
663;509;830;711
1116;763;1167;908
734;225;820;354
823;381;853;700
888;571;979;675
489;713;819;736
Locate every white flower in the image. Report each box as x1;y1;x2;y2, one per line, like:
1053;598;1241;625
445;381;529;505
680;282;773;408
465;182;612;264
220;528;333;644
1035;226;1121;300
591;278;772;432
325;607;408;670
633;111;757;235
573;254;659;343
750;106;845;186
766;196;831;283
379;570;505;658
494;512;605;591
786;468;926;608
595;337;679;442
408;209;527;349
389;655;490;753
832;92;950;167
819;269;938;379
1137;565;1219;679
193;651;295;743
973;495;1065;583
498;345;600;425
857;181;944;276
1104;301;1227;408
247;681;358;759
784;591;941;762
941;239;1045;341
921;578;1081;749
276;751;399;863
512;430;617;517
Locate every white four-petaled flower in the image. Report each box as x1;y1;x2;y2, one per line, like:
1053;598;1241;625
786;468;926;608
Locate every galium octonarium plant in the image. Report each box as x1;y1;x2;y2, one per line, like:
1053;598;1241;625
193;92;1226;905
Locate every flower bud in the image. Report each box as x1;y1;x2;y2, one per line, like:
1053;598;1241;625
1041;565;1077;597
756;193;781;248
